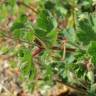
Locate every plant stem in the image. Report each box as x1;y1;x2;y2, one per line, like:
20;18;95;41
17;1;38;14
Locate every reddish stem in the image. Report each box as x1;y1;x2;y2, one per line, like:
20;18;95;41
32;47;43;57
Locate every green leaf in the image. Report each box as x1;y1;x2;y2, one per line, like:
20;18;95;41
87;71;94;83
63;28;76;43
44;64;53;83
11;22;25;31
92;15;96;31
24;31;35;42
37;10;57;32
88;41;96;64
19;47;32;62
35;9;57;47
81;0;93;12
44;1;55;10
11;14;27;31
46;30;58;47
77;19;96;45
90;83;96;93
0;5;8;21
18;47;36;80
35;28;48;40
12;29;23;39
19;14;27;24
35;28;58;48
8;0;16;7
